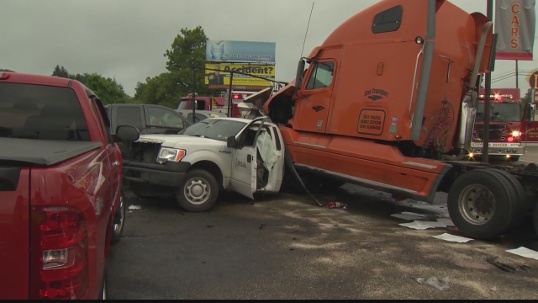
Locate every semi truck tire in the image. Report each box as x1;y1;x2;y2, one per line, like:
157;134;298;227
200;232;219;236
176;169;219;212
488;168;528;220
447;169;518;239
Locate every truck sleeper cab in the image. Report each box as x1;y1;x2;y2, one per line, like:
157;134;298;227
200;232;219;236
263;0;536;239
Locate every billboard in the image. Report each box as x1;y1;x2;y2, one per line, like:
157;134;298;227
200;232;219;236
206;40;276;63
204;63;275;89
495;0;536;60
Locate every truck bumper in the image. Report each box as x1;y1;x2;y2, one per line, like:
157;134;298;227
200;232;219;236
122;159;191;187
469;144;525;157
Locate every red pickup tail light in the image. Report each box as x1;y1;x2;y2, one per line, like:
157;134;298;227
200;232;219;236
29;206;88;299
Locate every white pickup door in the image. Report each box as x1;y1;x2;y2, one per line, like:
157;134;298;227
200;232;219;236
229;120;285;199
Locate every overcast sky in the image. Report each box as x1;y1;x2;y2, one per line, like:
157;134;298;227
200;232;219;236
1;0;536;97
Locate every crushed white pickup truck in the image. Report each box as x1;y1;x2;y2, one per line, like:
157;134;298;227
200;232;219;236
121;117;286;211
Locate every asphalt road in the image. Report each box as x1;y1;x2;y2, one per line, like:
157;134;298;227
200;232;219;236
107;181;538;299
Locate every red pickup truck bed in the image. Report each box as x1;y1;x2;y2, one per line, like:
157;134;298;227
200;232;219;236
0;71;135;299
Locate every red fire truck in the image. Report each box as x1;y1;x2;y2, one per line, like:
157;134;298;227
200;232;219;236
521;100;538;145
469;88;530;161
176;94;241;118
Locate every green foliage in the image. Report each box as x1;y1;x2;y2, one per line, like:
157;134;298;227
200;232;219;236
84;73;131;105
164;26;211;97
522;88;533;104
51;66;131;104
134;73;181;108
52;65;69;78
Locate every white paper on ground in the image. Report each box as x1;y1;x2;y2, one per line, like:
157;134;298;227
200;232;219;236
433;233;473;243
505;246;538;261
128;205;141;210
399;220;448;230
435;218;455;227
390;212;426;221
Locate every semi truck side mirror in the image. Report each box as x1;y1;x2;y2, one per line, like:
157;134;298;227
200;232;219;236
295;59;306;89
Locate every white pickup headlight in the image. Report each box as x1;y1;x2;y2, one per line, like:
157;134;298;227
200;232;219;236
157;147;186;163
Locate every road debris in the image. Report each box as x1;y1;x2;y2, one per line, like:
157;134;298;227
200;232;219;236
413;276;450;291
505;246;538;261
433;233;473;243
326;201;348;209
486;257;517;273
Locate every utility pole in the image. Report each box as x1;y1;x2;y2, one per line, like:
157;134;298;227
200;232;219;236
516;60;519;88
482;0;494;164
191;64;196;125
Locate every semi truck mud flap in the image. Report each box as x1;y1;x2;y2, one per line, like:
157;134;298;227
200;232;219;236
284;148;323;207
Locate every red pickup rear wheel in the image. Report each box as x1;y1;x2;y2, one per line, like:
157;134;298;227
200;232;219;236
111;190;127;245
176;169;219;212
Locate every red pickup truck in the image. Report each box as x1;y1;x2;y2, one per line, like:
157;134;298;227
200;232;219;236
0;71;139;299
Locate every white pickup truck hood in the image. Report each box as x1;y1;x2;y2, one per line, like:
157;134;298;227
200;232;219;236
136;134;226;149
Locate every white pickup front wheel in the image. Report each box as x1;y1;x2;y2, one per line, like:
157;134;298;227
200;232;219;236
176;169;219;212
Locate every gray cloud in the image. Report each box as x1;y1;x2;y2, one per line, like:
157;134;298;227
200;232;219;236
1;0;535;96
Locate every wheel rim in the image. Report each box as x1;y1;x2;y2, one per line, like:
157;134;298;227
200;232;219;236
113;195;125;233
459;184;496;225
101;276;107;299
184;177;210;205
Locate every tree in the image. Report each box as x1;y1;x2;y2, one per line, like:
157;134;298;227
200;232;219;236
52;65;70;78
134;73;179;108
50;66;131;104
522;88;533;104
164;26;211;97
84;73;131;105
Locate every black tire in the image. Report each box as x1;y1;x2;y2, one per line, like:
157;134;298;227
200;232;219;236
99;270;107;300
176;169;219;212
111;190;127;245
447;169;518;239
488;168;528;219
534;203;538;236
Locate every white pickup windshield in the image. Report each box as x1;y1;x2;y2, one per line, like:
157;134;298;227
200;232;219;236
181;119;247;141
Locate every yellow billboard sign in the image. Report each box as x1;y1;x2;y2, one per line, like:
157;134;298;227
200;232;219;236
205;63;275;88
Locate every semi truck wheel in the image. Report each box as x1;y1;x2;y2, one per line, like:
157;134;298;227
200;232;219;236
447;169;517;239
176;169;218;212
489;168;528;218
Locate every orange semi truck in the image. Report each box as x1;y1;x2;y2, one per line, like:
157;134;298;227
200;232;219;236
263;0;538;239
